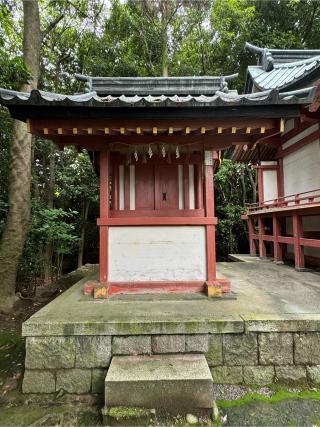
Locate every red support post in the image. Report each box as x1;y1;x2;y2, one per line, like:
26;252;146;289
273;215;283;264
257;168;264;204
99;150;109;283
195;164;203;209
112;163;119;210
292;214;305;270
277;158;284;200
248;217;256;256
258;216;266;258
204;157;216;282
183;164;189;210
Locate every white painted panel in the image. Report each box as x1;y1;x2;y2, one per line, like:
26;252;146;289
189;164;195;209
284;119;295;134
130;165;135;210
109;226;206;281
119;165;124;210
263;170;278;203
178;165;184;210
282;123;319;150
261;161;277;166
283;140;320;196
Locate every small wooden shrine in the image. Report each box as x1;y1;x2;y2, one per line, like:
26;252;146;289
0;74;316;296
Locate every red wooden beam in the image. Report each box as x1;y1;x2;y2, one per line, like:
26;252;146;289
97;217;218;226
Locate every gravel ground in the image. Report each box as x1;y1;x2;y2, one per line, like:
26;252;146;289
213;384;274;401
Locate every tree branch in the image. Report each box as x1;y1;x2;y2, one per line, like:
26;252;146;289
41;14;64;40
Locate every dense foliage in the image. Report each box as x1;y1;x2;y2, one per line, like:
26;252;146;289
1;0;320;291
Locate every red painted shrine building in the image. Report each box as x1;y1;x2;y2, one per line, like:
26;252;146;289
235;43;320;271
0;43;319;296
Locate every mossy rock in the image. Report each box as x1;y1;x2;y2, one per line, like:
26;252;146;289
102;406;155;426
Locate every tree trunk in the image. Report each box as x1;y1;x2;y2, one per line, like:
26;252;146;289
161;0;169;77
77;201;89;269
44;147;55;283
0;0;41;313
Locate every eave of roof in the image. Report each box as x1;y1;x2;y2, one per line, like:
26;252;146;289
0;86;316;109
247;56;320;92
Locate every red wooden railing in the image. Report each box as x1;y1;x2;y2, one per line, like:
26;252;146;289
247;188;320;213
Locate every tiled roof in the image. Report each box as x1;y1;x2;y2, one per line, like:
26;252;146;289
74;74;239;96
245;43;320;92
247;56;320;91
0;87;316;109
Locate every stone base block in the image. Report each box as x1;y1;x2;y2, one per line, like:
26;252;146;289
105;354;213;413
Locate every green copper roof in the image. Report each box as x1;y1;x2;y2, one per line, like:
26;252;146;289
245;43;320;92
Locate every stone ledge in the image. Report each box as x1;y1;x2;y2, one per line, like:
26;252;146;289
22;318;244;336
242;314;320;332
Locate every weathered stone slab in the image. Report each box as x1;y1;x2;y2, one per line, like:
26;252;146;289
185;334;208;353
306;366;320;384
223;333;258;365
92;368;108;393
275;366;307;383
105;354;213;411
294;333;320;364
211;366;243;384
205;335;223;366
243;366;275;385
243;314;320;332
23;317;244;336
152;335;185;354
22;370;55;393
75;336;111;368
112;335;151;355
25;336;75;369
259;333;293;365
56;369;91;394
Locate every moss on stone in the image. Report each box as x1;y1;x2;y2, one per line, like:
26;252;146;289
103;406;153;420
217;389;320;409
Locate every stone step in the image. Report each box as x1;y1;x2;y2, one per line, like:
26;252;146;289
104;354;213;416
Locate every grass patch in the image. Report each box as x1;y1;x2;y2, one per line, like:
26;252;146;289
217;389;320;409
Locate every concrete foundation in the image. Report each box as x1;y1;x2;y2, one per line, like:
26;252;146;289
21;261;320;394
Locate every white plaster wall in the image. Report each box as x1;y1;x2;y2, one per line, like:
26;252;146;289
282;124;319;150
263;170;278;203
283;139;320;196
284;119;295;134
108;226;207;281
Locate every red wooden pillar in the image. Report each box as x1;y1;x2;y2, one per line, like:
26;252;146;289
99;150;109;283
273;214;283;264
112;163;119;210
204;154;216;282
277;158;284;200
292;214;305;270
248;216;256;256
257;167;264;204
183;164;190;210
258;215;266;258
195;164;203;209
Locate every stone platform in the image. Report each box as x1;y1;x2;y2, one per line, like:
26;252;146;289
22;260;320;394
